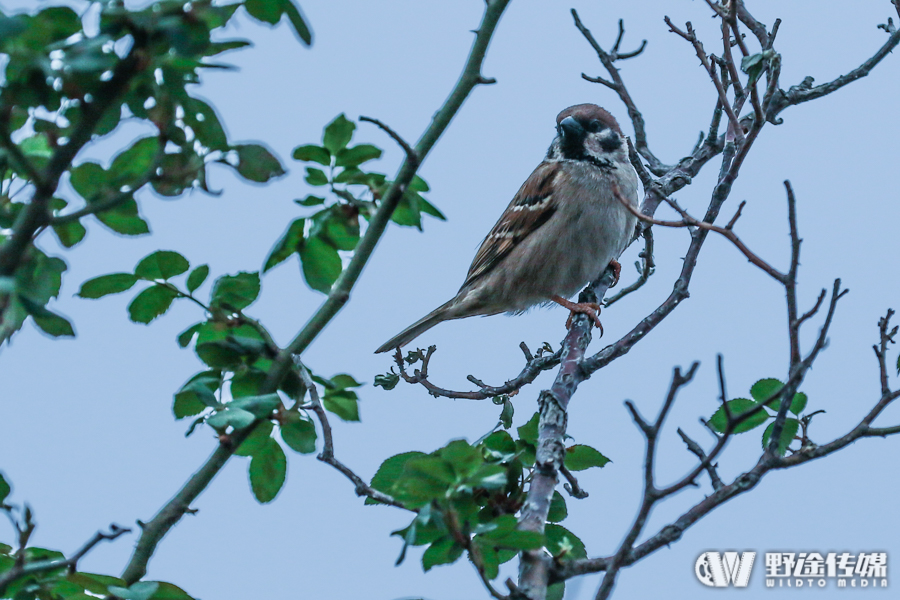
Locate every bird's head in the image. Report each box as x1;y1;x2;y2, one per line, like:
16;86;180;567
547;104;627;165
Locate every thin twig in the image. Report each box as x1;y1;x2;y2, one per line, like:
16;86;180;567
359;116;418;167
295;360;405;508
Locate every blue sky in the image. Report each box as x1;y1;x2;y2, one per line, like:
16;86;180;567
1;1;899;599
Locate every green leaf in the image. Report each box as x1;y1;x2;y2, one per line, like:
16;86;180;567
280;412;317;453
230;369;265;398
207;407;256;430
482;431;517;458
263;218;305;272
547;583;565;600
709;398;770;434
177;322;203;348
374;372;399;390
323;390;360;422
210;272;260;311
564;445;610;471
127;285;179;324
52;220;86;248
186;265;210;293
368;451;427;502
304;167;328;186
110;137;159;184
499;398;514;429
323;114;355;155
419;197;446;221
335;144;381;167
545;524;586;560
750;378;783;409
324;212;360;251
0;473;10;502
292;144;330;165
19;297;75;337
244;0;281;23
69;162;107;203
762;418;801;456
20;134;52;158
66;573;126;595
183;97;228;151
173;389;210;420
517;412;540;445
78;273;138;299
282;0;312;45
330;374;362;389
295;195;325;206
235;420;274;457
135;250;190;281
790;392;808;415
422;536;464;571
229;393;281;419
249;438;287;503
94;198;150;236
147;581;194;600
440;439;483;478
175;377;221;417
299;236;342;293
108;582;159;600
479;516;544;550
233;144;285;183
548;490;568;523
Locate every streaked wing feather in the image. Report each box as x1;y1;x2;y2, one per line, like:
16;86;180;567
461;162;560;289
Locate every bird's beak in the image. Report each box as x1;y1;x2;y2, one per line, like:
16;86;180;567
558;116;584;141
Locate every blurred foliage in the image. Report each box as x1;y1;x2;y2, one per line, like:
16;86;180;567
0;0;311;344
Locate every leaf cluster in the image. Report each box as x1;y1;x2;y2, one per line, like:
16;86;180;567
708;377;811;455
265;114;445;293
368;410;608;580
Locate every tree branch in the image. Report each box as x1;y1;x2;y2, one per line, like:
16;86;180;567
515;267;617;600
263;0;512;390
119;2;512;584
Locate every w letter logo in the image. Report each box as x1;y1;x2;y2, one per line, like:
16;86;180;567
695;551;756;588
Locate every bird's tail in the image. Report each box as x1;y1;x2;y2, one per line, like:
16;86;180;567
374;299;457;354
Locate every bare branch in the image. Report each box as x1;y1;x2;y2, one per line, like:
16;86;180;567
677;428;724;491
570;10;667;174
359;116;419;167
296;361;405;508
394;344;562;400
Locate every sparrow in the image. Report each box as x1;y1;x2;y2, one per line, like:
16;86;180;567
375;103;639;354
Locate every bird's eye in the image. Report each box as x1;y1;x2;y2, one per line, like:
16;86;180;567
587;119;604;133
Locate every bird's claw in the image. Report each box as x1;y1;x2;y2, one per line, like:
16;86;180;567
609;259;621;288
551;295;604;336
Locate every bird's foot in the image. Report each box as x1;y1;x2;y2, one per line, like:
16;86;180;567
551;295;604;336
609;259;621;288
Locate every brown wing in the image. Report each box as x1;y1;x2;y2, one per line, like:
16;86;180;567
461;162;560;289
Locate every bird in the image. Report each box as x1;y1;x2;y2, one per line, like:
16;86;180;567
375;103;639;354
